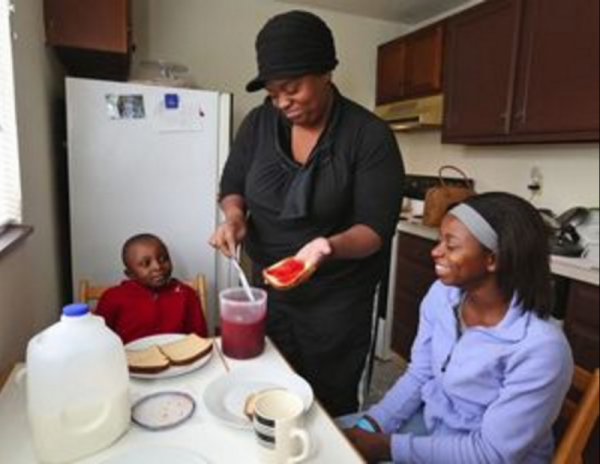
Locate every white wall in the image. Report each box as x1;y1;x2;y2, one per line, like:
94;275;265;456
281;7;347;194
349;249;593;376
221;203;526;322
131;0;406;132
0;0;63;373
398;132;599;213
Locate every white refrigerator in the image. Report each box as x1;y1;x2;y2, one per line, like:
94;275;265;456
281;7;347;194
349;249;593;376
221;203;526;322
66;77;234;326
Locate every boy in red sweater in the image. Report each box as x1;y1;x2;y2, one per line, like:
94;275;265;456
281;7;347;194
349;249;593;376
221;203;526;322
96;233;208;344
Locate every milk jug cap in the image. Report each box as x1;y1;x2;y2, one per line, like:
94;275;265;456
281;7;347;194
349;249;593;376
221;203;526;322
62;303;90;317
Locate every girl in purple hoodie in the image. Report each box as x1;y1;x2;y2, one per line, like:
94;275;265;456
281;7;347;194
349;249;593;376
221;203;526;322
345;192;573;463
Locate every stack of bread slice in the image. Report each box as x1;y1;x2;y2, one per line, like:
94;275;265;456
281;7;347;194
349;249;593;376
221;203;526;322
126;334;213;374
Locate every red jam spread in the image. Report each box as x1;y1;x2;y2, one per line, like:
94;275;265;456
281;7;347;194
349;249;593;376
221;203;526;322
266;259;306;284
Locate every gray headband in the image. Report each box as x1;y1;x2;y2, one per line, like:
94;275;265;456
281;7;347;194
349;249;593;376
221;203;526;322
449;204;499;253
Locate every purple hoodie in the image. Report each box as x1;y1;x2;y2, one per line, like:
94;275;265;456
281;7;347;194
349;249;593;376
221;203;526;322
368;281;573;463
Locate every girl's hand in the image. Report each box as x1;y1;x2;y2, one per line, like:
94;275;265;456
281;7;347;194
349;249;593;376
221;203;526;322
209;218;247;258
296;237;332;268
344;428;392;463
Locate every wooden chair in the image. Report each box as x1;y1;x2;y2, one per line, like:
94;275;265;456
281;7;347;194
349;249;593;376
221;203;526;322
78;274;208;316
553;366;600;464
188;274;208;316
78;280;109;310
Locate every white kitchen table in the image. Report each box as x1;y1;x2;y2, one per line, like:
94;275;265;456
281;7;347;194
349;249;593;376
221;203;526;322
0;340;365;464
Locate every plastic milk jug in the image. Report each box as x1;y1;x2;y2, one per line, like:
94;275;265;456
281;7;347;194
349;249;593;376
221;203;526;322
26;303;130;463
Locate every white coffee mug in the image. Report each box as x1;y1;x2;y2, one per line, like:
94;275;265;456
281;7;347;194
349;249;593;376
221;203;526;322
253;390;311;464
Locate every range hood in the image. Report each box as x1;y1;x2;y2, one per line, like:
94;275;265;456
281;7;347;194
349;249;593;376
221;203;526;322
375;95;444;132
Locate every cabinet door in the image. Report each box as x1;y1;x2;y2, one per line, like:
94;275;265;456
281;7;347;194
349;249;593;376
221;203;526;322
443;0;522;142
564;281;599;370
377;39;406;105
392;233;437;360
563;280;599;464
44;0;131;53
512;0;599;141
404;25;444;98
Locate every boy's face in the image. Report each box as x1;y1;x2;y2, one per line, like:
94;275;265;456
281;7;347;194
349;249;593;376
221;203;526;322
124;239;173;289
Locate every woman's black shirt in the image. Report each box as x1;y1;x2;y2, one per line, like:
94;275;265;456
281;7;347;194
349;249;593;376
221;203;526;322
220;88;404;300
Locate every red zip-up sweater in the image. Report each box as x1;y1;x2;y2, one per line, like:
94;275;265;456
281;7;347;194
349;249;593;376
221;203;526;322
95;279;208;344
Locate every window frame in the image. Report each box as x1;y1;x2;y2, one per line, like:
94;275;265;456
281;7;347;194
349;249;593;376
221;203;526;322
0;0;30;257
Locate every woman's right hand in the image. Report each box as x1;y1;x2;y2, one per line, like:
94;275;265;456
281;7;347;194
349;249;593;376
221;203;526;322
209;217;247;258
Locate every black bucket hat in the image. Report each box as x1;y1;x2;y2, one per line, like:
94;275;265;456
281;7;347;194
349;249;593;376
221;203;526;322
246;11;339;93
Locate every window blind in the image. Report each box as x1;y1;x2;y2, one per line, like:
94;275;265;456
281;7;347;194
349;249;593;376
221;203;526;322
0;0;21;230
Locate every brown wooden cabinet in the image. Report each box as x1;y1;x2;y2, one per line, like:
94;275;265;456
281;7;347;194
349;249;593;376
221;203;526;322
564;281;600;371
563;280;599;464
443;0;599;144
404;26;445;98
44;0;131;53
44;0;132;80
377;40;406;105
377;24;444;105
443;0;520;141
391;232;437;360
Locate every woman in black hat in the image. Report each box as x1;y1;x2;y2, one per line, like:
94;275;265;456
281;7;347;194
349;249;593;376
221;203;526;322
210;10;404;416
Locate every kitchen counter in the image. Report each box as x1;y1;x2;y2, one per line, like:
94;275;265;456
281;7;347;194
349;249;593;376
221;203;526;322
398;220;600;287
397;220;440;242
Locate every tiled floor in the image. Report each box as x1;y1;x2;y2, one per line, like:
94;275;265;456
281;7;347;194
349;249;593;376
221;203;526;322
365;355;407;408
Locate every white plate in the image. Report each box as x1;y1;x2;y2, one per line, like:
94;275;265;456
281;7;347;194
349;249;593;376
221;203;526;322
125;334;213;380
203;366;314;430
98;445;208;464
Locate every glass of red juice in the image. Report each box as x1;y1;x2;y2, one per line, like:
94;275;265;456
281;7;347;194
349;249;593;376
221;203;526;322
219;288;267;360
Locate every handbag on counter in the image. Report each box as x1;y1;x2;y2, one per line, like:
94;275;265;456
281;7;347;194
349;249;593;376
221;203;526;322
422;165;476;227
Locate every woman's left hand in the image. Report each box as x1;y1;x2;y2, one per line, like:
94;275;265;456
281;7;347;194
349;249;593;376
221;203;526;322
296;237;332;268
344;428;392;463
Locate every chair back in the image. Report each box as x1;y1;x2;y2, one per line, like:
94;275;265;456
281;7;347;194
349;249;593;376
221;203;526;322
78;280;109;310
187;274;208;316
78;275;208;317
553;366;600;464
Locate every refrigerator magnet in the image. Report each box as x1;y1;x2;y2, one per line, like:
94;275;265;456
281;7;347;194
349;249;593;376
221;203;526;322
106;95;146;120
165;93;180;110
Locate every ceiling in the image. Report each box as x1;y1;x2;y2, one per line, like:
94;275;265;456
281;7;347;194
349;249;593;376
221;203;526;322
274;0;474;24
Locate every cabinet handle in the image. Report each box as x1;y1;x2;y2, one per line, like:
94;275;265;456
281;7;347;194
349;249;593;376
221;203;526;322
514;109;527;125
